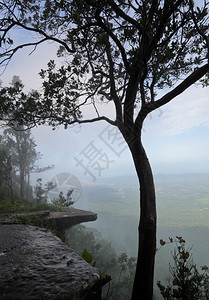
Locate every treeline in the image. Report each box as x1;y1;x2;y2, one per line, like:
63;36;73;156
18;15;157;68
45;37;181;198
0;76;76;211
0;76;56;209
0;125;53;207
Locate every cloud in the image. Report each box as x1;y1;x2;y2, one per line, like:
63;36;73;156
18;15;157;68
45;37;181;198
143;84;209;136
2;38;60;91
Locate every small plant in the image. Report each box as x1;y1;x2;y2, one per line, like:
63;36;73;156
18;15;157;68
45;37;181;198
82;248;94;265
52;189;74;207
17;213;58;236
34;178;56;204
157;237;209;300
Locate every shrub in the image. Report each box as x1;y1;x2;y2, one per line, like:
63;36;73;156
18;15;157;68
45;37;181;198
157;238;209;300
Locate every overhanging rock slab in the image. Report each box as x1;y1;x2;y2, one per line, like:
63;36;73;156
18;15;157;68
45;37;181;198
47;208;98;232
0;224;101;300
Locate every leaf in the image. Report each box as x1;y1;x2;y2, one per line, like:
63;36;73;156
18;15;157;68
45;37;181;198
160;239;166;246
181;251;189;260
82;249;92;264
201;265;209;271
176;236;185;243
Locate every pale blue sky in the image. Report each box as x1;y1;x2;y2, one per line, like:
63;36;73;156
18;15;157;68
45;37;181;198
1;40;209;186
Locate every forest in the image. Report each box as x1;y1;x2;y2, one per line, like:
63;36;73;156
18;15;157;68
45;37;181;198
0;90;72;211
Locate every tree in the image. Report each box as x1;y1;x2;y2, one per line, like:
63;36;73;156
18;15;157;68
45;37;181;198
1;1;209;298
0;140;14;203
0;76;54;201
4;127;37;199
34;178;56;204
157;239;209;300
66;224;136;300
51;190;74;207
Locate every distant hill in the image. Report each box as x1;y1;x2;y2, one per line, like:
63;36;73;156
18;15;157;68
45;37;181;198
78;173;209;227
72;173;209;291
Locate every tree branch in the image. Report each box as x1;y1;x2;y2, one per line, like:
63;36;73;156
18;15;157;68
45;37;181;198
189;0;209;55
71;116;116;125
0;38;49;69
151;63;209;110
105;40;122;123
95;9;131;73
109;0;142;31
50;115;116;126
0;19;75;66
150;0;185;52
134;63;209;130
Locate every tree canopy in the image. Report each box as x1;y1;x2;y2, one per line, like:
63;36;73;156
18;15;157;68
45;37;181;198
0;0;209;133
1;1;209;299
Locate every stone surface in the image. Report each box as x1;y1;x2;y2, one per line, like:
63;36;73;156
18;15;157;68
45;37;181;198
0;224;101;300
48;208;97;232
0;208;97;232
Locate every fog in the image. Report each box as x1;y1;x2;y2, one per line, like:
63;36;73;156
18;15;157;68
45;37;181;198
2;28;209;300
66;173;209;298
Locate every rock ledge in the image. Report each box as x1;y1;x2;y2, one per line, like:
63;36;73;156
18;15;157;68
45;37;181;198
0;224;102;300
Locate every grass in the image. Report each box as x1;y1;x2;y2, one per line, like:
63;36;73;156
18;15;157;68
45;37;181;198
0;200;62;213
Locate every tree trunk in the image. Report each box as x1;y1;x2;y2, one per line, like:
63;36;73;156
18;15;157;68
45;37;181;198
19;165;25;199
129;137;157;300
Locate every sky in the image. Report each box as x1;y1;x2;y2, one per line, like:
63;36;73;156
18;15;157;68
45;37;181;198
1;36;209;188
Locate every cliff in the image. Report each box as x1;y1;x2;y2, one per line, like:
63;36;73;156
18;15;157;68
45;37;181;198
0;208;97;239
0;224;102;299
0;208;107;299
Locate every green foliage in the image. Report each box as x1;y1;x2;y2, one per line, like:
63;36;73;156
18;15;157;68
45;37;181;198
17;213;45;226
34;178;74;209
157;238;209;300
34;178;56;204
66;224;136;300
17;213;58;236
82;248;93;265
1;2;209;128
0;104;53;206
0;199;59;213
51;190;74;207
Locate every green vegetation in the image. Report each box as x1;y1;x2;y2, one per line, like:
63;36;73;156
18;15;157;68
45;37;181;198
66;224;136;300
51;190;74;208
0;111;52;210
157;237;209;300
0;199;58;213
17;213;59;238
0;104;74;213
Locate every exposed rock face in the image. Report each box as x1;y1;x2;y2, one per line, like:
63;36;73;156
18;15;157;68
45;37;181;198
47;208;97;234
0;224;101;300
0;208;97;240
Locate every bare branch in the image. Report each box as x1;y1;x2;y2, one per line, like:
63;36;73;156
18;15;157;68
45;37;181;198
0;38;48;67
69;115;116;126
134;63;209;130
152;63;209;110
14;21;75;53
0;19;75;67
